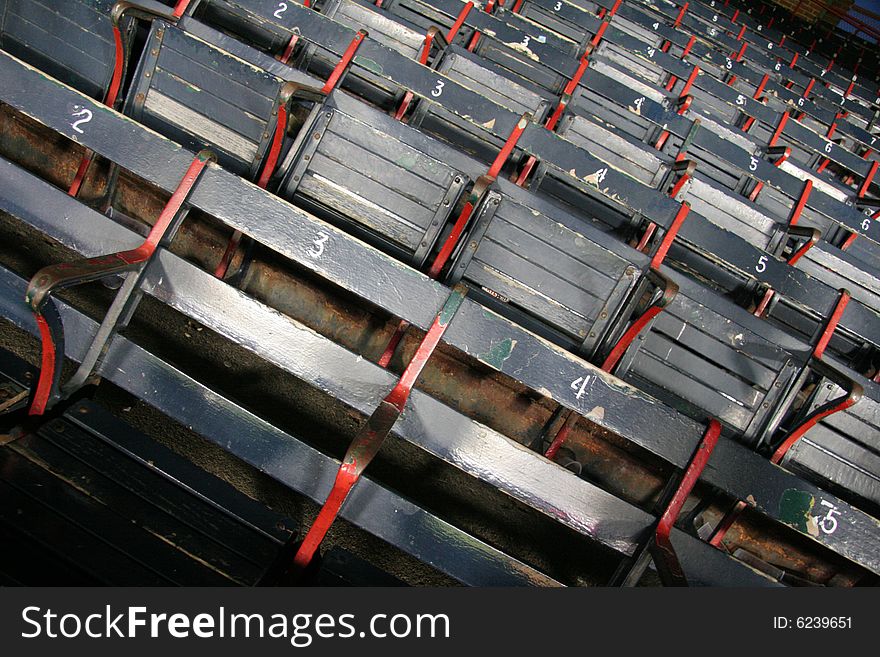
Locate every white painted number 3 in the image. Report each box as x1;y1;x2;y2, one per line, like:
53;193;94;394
70;105;92;134
432;80;445;97
571;376;591;400
274;2;287;19
308;232;329;258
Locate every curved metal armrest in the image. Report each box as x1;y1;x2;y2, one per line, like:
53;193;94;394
426;25;449;50
25;249;148;313
280;80;327;105
770;358;864;464
600;267;679;373
111;1;181;27
784;225;821;265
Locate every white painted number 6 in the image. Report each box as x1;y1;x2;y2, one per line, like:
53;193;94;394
70;106;93;134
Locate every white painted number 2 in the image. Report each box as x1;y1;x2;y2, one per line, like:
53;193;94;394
432;80;445;97
571;376;591;400
274;1;288;19
70;105;92;134
308;232;329;258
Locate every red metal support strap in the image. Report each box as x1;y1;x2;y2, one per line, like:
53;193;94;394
650;202;690;269
770;387;862;465
788;179;812;227
735;25;746;41
321;30;367;94
293;286;468;570
172;0;191;16
680;65;699;98
544;270;679;460
673;1;688;28
446;1;475;43
768;111;789;148
27;150;215;415
599;271;679;373
754;73;770;100
858;161;878;198
653;419;720;586
813;288;850;361
708;500;747;548
545;47;594;132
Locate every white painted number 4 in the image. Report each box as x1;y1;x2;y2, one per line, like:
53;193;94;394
308;232;328;258
571;376;591;400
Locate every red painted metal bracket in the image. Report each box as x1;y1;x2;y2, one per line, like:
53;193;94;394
446;1;475;43
653;419;721;586
292;285;468;571
27;150;215;415
321;30;368;94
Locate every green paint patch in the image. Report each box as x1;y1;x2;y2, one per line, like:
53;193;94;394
779;489;815;533
438;289;466;325
480;338;516;369
396;154;418;170
355;57;383;75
